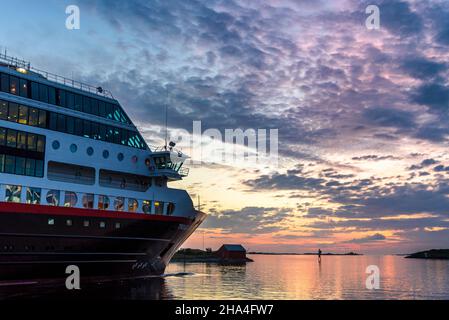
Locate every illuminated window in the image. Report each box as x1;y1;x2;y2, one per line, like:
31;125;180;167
64;191;78;207
83;220;90;227
5;185;21;203
154;201;164;215
115;222;121;229
142;200;151;214
98;195;110;210
99;221;106;228
46;190;60;206
48;218;55;225
66;219;72;226
128;198;138;212
82;193;94;209
114;197;125;211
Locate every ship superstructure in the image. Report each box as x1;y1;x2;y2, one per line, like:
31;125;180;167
0;52;205;281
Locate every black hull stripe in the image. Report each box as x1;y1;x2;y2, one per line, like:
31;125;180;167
0;260;137;264
0;252;147;256
0;232;170;242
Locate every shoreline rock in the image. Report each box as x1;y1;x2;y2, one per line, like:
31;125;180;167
405;249;449;259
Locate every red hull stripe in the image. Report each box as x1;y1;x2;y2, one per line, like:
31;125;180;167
0;202;192;224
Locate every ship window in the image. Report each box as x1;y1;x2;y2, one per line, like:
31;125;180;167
57;114;66;132
74;94;82;111
18;105;28;124
17;132;27;149
82;193;94;209
48;218;55;226
115;222;121;229
66;219;72;226
91;122;99;139
91;99;99;115
66;117;75;135
6;129;17;148
83;96;91;114
28;108;39;126
86;146;94;156
35;160;44;177
99;124;107;141
36;136;45;153
83;220;90;227
103;150;109;159
52;140;60;150
5;185;21;203
9;76;18;95
99;169;150;192
31;82;39;100
99;101;106;117
4;155;15;174
0;154;4;172
66;92;75;109
28;135;38;151
70;143;77;153
117;153;124;161
20;79;28;98
15;157;26;175
142;200;151;214
26;187;41;204
58;89;66;107
98;195;110;210
154;201;164;215
0;128;5;145
7;103;18;122
114;197;125;211
167;203;175;216
0;100;7;120
128;198;138;212
28;133;38;151
64;191;78;207
49;113;57;131
25;158;36;176
46;190;60;206
39;84;49;103
83;120;91;138
38;110;47;128
48;161;95;185
100;221;106;228
48;87;56;105
74;118;83;136
1;74;9;92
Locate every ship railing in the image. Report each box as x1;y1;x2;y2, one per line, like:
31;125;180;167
178;167;189;177
0;51;114;99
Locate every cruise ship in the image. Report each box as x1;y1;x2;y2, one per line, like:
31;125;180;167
0;52;206;282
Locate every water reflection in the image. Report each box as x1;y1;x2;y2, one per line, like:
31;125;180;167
1;255;449;299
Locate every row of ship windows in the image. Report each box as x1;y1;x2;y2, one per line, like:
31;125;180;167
0;126;46;152
0;72;131;124
3;185;175;215
0;99;146;149
0;154;44;177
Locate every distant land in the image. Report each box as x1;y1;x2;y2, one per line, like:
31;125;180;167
247;252;362;256
405;249;449;259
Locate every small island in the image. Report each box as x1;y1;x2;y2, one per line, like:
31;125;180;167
171;245;254;264
405;249;449;259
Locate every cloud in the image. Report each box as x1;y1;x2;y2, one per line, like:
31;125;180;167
201;206;291;234
345;233;386;244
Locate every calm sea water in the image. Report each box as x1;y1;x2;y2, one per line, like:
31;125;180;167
2;255;449;299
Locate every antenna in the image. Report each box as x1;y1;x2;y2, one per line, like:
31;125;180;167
164;88;168;150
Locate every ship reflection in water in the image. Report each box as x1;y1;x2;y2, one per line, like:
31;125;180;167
2;255;449;299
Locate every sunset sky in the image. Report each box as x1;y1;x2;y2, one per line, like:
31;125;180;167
2;0;449;254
